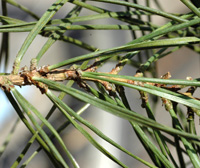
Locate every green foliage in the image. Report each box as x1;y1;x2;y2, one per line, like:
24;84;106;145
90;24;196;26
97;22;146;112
0;0;200;167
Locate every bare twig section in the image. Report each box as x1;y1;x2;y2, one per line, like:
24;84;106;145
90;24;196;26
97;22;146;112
0;74;24;86
0;66;180;93
0;65;82;93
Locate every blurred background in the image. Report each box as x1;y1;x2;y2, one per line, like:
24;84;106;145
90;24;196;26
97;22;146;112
0;1;199;167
